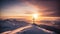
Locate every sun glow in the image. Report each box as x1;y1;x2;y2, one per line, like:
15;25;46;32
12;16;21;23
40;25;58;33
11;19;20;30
33;14;38;19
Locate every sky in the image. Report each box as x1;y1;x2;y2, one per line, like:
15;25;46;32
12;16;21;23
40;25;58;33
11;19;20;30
0;0;60;17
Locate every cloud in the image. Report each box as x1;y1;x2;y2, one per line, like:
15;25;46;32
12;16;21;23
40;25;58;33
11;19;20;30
1;0;60;17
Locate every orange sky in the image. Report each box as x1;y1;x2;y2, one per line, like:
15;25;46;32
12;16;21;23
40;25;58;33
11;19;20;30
1;0;60;21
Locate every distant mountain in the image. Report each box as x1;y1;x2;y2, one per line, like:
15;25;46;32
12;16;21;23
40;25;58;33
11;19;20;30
39;20;60;29
0;19;29;33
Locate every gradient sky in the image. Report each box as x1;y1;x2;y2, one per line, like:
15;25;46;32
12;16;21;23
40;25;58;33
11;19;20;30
0;0;60;17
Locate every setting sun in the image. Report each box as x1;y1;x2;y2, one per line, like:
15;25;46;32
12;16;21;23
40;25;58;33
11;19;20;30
33;14;38;19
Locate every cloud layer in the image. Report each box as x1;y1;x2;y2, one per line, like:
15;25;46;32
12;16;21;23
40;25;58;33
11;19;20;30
1;0;60;17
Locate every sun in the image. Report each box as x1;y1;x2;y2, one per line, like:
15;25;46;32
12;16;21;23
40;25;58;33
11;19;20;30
33;14;38;19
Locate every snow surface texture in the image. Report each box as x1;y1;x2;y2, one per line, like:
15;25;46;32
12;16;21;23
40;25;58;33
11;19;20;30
1;25;56;34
